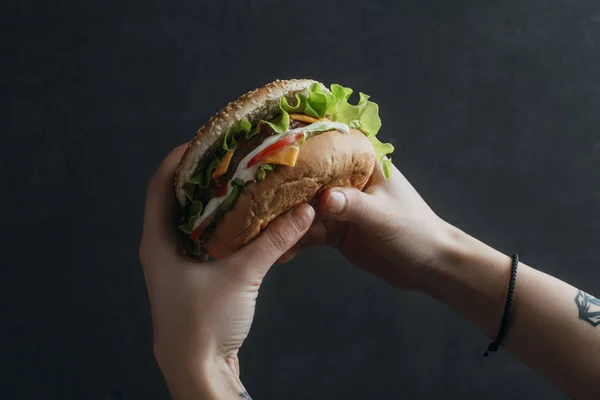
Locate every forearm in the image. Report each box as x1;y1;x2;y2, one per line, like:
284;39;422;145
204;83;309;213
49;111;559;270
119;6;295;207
421;223;600;399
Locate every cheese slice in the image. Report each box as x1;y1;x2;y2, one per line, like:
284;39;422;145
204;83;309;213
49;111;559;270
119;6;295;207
289;113;326;124
260;145;300;167
212;150;234;178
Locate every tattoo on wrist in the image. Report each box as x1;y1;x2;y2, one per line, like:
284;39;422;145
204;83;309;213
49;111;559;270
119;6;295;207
240;390;252;399
575;289;600;327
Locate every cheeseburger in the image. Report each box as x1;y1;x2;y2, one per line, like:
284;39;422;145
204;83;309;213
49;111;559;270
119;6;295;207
175;79;394;259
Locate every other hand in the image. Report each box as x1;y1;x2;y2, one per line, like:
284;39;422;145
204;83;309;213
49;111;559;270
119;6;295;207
139;145;315;399
279;162;450;290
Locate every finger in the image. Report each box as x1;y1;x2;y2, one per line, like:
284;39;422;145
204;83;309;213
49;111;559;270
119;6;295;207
228;203;315;279
365;159;401;196
140;144;188;265
275;222;328;264
318;187;393;238
367;159;388;187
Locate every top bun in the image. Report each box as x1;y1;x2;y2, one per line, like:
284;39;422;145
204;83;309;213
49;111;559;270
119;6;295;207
175;79;326;206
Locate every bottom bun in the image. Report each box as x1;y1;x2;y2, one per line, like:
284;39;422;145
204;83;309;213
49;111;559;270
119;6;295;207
203;129;376;259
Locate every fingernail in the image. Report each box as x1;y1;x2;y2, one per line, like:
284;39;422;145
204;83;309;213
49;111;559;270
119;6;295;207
292;204;315;230
326;190;346;214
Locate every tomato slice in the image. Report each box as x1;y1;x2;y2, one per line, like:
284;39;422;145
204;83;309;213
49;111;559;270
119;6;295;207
247;132;304;168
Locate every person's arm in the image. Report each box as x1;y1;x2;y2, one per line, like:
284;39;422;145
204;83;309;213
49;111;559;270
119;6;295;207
288;162;600;399
425;225;600;399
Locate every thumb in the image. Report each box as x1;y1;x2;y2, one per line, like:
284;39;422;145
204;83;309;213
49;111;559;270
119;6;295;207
227;203;315;280
319;188;389;235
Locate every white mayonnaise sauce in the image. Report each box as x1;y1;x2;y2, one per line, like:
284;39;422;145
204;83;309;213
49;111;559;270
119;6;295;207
191;121;349;231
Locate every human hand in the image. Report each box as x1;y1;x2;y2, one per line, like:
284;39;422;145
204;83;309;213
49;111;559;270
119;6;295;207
279;162;451;290
139;145;315;400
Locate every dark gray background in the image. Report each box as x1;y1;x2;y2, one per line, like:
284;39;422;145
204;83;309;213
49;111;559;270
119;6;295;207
2;0;600;399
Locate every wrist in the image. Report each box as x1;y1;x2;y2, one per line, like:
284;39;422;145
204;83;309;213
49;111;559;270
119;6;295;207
416;222;512;337
407;219;466;292
157;350;245;400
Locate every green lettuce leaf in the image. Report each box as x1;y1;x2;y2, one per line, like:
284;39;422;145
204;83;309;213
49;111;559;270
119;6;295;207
369;135;395;163
179;201;204;235
188;155;220;189
223;119;251;151
256;163;274;182
381;157;393;180
329;85;381;135
183;183;196;202
219;185;239;213
178;222;192;234
256;167;266;182
249;110;290;138
327;84;394;178
281;82;337;118
232;177;245;187
189;200;204;217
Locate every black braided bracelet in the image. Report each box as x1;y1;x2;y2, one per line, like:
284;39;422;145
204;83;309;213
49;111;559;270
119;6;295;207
483;254;519;357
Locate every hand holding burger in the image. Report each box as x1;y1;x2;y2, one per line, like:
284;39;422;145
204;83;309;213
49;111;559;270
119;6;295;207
140;144;316;399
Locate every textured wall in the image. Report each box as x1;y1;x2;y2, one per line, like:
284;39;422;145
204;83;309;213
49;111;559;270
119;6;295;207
2;1;600;399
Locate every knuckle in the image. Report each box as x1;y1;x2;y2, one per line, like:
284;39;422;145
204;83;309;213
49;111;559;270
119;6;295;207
265;223;290;253
349;191;368;216
289;212;305;235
